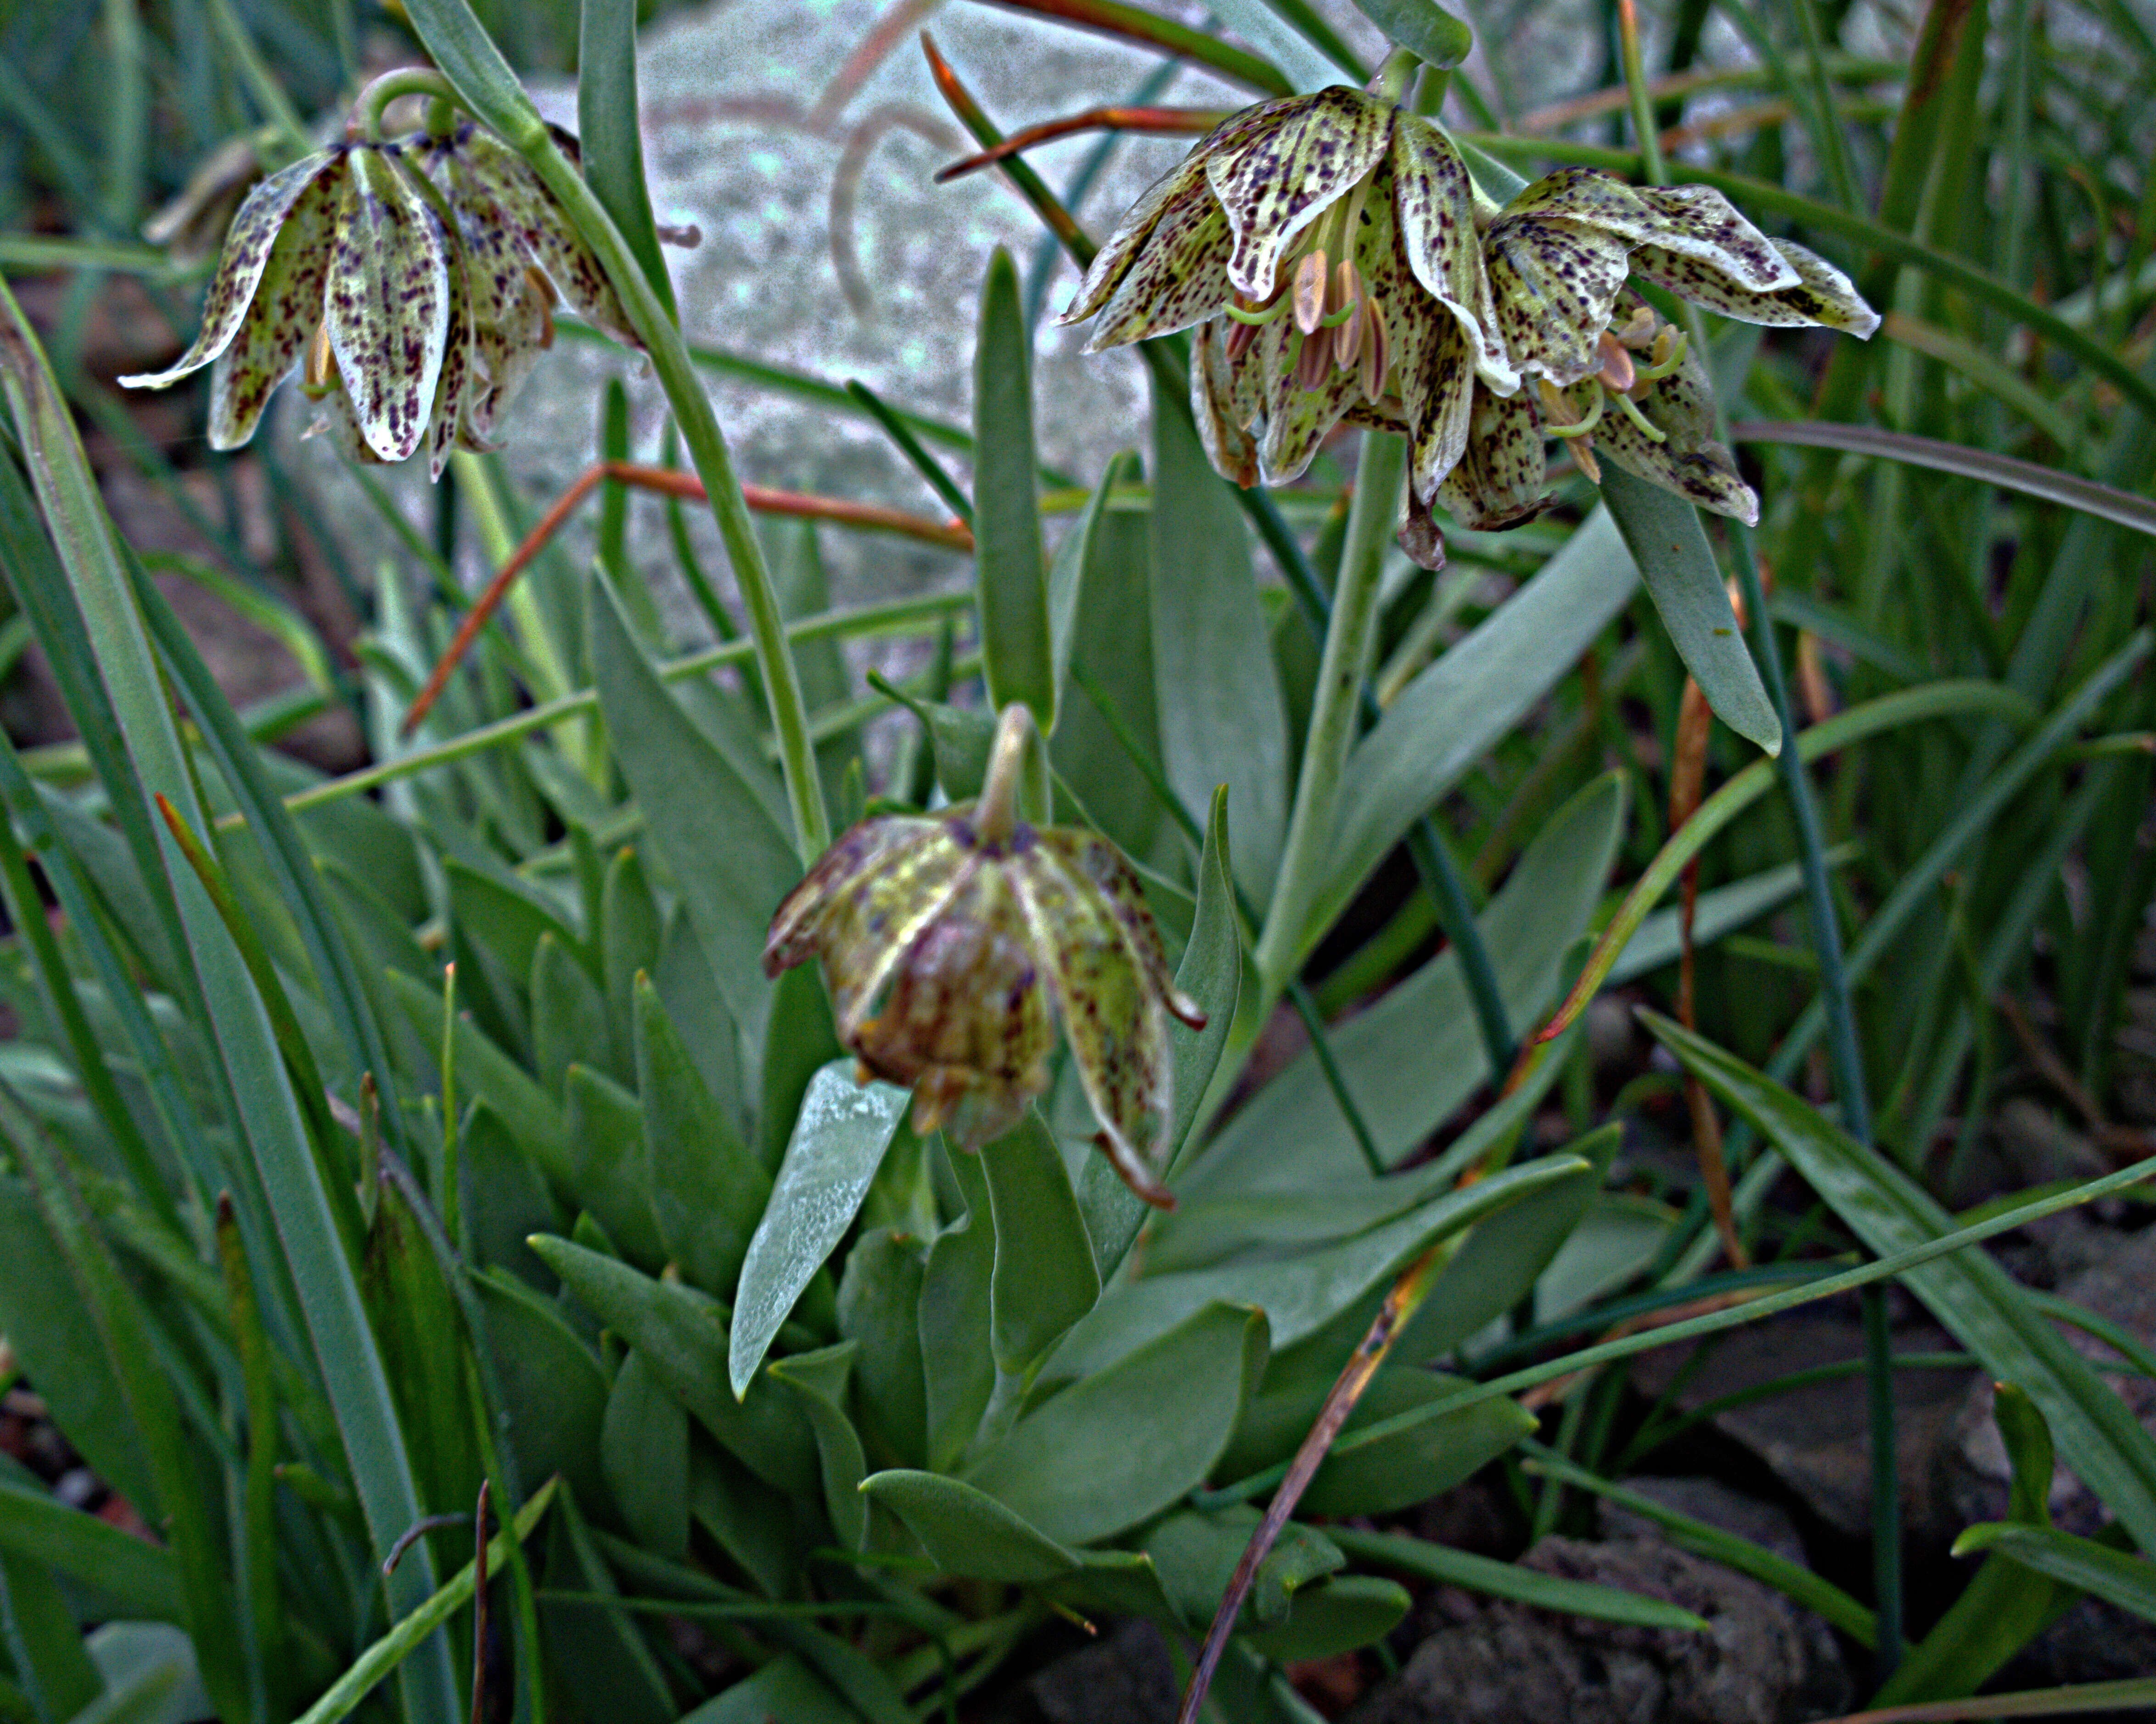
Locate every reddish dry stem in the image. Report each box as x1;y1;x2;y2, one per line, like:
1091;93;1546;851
399;461;972;738
934;106;1227;182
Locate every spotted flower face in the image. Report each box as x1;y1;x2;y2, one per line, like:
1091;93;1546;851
764;709;1205;1209
1059;85;1514;500
1483;168;1879;391
122;120;633;478
1436;294;1761;529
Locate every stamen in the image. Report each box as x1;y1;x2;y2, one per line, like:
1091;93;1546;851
1359;294;1389;404
1631;327;1690;385
1610;388;1668;442
1293;251;1329;335
1224;313;1259;364
1294;326;1332;392
1595;330;1635;394
1613;303;1658;348
302;323;334;394
1333;259;1363;367
1538;378;1604;439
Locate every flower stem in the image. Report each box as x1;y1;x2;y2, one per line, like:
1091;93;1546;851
976;704;1034;844
1252;430;1407;1007
1375;46;1418;106
352;67;460;141
514;133;831;862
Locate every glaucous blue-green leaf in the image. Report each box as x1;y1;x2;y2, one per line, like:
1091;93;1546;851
590;575;797;1051
983;1112;1100;1374
963;1300;1268;1545
1048;449;1160;859
1150;367;1288;898
1147;1507;1339;1630
1050;1154;1585;1383
1199;773;1624;1194
1602;465;1778;752
921;1144;997;1471
1315;523;1638;953
1329;1528;1710;1629
0;1471;180;1624
1649;1011;2156;1555
564;1063;667;1271
1952;1523;2156;1622
974;247;1054;725
860;1471;1081;1583
533;929;615;1092
683;1654;856;1724
1391;1122;1619;1361
1245;1575;1412;1662
769;1343;868;1551
602;1348;689;1560
527;1234;816;1495
730;1061;909;1397
472;1268;610;1514
836;1225;929;1468
634;974;770;1297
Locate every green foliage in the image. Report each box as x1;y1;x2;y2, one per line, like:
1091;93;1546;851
0;0;2151;1718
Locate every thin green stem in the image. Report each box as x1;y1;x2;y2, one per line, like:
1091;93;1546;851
515;135;830;862
1614;0;1667;186
1253;431;1407;1000
353;67;460;141
204;0;311;155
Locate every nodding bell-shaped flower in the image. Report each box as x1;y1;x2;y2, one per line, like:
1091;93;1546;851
763;706;1206;1209
122;115;634;478
1435;293;1761;529
1482;168;1879;392
1058;84;1515;502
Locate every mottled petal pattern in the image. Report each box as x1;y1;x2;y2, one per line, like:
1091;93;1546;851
1389;117;1514;391
1408;319;1478;503
1206;84;1392;300
1634;237;1879;336
426;239;477;479
1484;214;1631;385
326;148;450;463
1190;319;1260;488
1013;838;1174;1202
1434;385;1549;530
121;149;343;389
1085;204;1232;351
204;163;342;448
764;813;959;1031
1629;184;1796;291
1256;318;1359;485
1060;149;1215;327
455;126;637;347
1595;347;1759;524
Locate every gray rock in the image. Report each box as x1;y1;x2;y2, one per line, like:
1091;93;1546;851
981;1619;1178;1724
1628;1296;1976;1543
1344;1535;1849;1724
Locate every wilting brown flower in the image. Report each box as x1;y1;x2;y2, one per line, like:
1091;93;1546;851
764;706;1205;1208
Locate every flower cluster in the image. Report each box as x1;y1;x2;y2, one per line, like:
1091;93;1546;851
764;707;1205;1209
124;119;634;479
1061;84;1878;554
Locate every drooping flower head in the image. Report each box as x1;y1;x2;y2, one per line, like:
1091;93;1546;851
122;111;634;478
1058;84;1516;507
764;706;1205;1209
1438;168;1879;526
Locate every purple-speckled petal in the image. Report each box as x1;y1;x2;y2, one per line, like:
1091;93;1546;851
203;162;342;448
124;149;343;389
324;146;450;463
1205;85;1392;300
1483;213;1631;386
1389;116;1514;391
453;125;637;348
1434;384;1549;530
1633;236;1878;336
